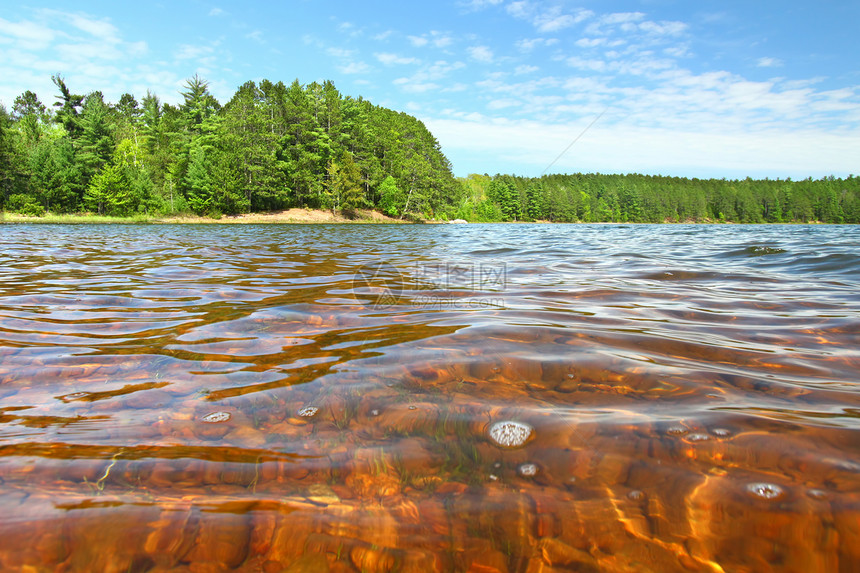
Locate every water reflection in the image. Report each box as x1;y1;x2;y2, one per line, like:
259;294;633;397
0;223;859;571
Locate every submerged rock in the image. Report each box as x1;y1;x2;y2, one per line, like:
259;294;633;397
200;411;231;423
746;482;785;500
488;421;534;448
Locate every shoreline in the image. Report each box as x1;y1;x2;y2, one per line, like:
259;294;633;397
1;209;408;225
0;210;832;225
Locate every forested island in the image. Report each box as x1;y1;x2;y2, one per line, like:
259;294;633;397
1;76;857;223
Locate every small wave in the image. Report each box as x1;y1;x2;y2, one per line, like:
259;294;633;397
722;245;788;258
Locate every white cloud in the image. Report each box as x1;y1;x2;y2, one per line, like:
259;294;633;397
602;12;646;25
176;43;215;60
326;47;355;58
393;78;440;93
408;31;454;49
0;17;55;50
515;64;539;75
460;0;504;10
586;12;644;35
0;10;211;108
208;8;225;17
426;116;860;179
536;14;577;32
468;45;494;63
575;37;605;48
566;56;607;72
376;52;418;65
507;2;592;33
487;98;521;110
663;44;690;58
390;59;465;94
757;57;783;68
516;37;558;51
443;83;469;92
507;1;531;20
338;61;371;74
535;8;592;32
246;30;264;44
66;13;120;42
326;46;370;75
639;20;687;36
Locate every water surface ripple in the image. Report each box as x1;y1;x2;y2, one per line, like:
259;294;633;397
1;223;859;572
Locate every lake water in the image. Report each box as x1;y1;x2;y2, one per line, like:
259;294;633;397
1;223;859;572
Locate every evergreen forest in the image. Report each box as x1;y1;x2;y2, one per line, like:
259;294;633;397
0;75;857;223
0;75;460;219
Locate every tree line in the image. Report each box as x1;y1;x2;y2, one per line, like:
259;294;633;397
1;75;856;223
451;172;860;223
0;75;460;219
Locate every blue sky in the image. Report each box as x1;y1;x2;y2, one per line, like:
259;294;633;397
1;0;858;179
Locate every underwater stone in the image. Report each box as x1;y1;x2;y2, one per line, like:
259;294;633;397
746;482;784;500
201;411;231;423
297;406;318;418
665;425;688;436
518;463;538;477
489;420;534;448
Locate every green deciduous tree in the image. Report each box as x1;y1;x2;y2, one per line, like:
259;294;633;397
378;175;405;217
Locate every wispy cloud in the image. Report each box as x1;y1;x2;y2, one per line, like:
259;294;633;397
391;59;466;94
575;37;605;48
0;10;192;107
756;56;783;68
326;46;371;75
0;16;56;50
534;7;593;32
376;52;419;65
507;2;593;33
426;115;860;179
408;31;454;49
338;61;371;74
393;78;440;93
176;43;216;60
468;45;494;63
459;0;504;12
515;37;558;51
326;47;355;59
585;12;686;38
66;13;120;41
639;20;687;36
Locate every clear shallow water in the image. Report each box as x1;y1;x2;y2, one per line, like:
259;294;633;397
0;223;859;572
